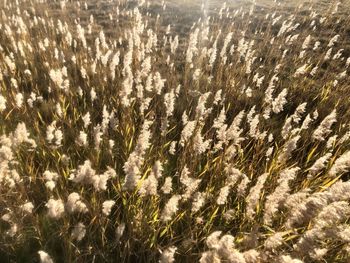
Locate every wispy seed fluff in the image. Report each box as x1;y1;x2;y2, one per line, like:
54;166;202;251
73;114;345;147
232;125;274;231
280;255;303;263
43;170;59;191
180;166;201;200
69;160;116;191
272;88;288;114
192;192;207;213
21;201;34;214
11;122;37;148
217;185;231;205
329;150;350;177
312;109;337;141
46;198;65;219
38;250;54;263
102;200;115;216
66;192;88;214
264;232;285;250
186;28;200;65
180;120;196;146
71;222;86;242
264;167;300;225
123;120;152;190
313;201;350;229
277;135;301;163
82;112;91;128
161;177;173;194
308;153;332;178
139;171;158;196
159;246;177;263
161;195;181;222
0;95;6;112
201;231;246;263
246;173;269;219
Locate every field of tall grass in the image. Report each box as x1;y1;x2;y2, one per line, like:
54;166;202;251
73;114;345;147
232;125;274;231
1;0;350;262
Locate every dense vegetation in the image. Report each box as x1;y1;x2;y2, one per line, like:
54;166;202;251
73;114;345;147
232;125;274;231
1;0;350;262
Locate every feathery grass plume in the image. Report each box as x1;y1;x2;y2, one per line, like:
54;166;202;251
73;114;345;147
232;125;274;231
191;192;207;213
283;188;310;217
139;171;158;196
82;112;91;129
159;246;177;263
201;231;246;262
264;167;300;225
284;180;350;228
164;88;175;118
307;153;332;178
195;92;212;120
186;28;200;65
93;125;102;150
217;185;231;205
38;251;54;263
46;198;65;219
193;129;211;155
11;122;36;148
161;195;181;222
152;161;163;178
264;232;285;250
300;113;313;130
209;39;218;68
277;135;300;163
71;222;86;242
66;192;88;214
180;166;201;200
116;222;125;242
213;107;226;130
123;119;152;190
0;95;6;112
272;88;288;114
76;131;88;147
170;35;179;54
310;66;318;76
243;250;260;263
294;226;336;259
120;37;134;106
69;160;114;191
21;201;34;214
301;35;311;50
324;47;332;60
294;64;308;77
102;200;115;216
326;134;338;149
328;34;340;47
246;173;269;219
220;33;233;65
237;174;250;197
69;160;95;184
153;72;166;95
284;192;328;229
199;251;221;263
328;150;350;177
313;201;350;229
280;255;303;263
179;120;196;147
43;170;59;191
312;109;337;141
161;177;173;194
263;74;278;118
291;103;307;124
226;110;245;142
